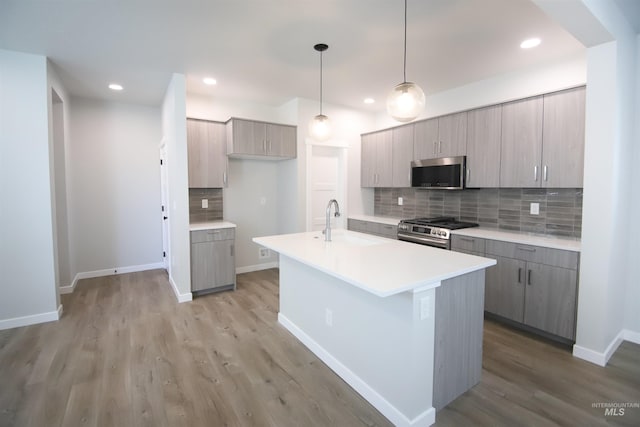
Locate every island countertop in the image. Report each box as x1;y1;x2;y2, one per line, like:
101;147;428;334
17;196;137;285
253;229;496;297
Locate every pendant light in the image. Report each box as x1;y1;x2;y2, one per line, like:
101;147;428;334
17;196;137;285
387;0;425;122
309;43;331;141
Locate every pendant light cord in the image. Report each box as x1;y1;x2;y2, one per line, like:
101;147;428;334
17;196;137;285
403;0;407;83
320;50;323;115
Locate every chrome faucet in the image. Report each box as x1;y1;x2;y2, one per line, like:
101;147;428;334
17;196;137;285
324;199;341;242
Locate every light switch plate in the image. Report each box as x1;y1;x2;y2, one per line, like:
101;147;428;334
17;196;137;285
201;199;208;209
398;197;403;206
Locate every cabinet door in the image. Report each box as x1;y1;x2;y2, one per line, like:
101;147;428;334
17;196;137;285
466;105;502;187
413;118;439;160
361;133;377;187
437;112;467;157
500;96;543;187
186;119;209;188
392;125;414;187
212;240;236;288
484;255;526;322
207;121;228;187
523;262;577;340
191;240;236;291
231;119;266;155
266;124;297;158
375;130;393;187
542;86;586;188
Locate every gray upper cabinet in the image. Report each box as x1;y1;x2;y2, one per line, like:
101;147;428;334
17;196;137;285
466;105;502;188
413;118;439;160
361;130;392;187
186;118;228;188
414;112;467;160
226;118;296;159
392;125;414;187
499;95;544;187
542;86;586;188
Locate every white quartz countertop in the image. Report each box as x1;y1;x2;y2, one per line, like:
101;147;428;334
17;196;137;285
348;214;404;226
253;229;496;297
190;221;237;231
451;227;581;252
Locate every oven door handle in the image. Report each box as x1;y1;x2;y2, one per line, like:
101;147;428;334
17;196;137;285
397;232;449;249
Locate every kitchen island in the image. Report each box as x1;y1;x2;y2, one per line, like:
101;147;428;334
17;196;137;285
253;230;496;427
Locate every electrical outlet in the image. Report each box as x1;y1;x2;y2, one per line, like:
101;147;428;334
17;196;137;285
530;202;540;215
325;308;333;326
259;247;270;259
201;199;208;209
398;197;403;206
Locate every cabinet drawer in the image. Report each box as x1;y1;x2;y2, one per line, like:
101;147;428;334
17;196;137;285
378;224;398;239
451;235;485;254
191;228;235;243
347;219;368;233
485;240;578;270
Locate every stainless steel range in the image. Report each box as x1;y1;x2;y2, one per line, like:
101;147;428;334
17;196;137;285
397;216;479;249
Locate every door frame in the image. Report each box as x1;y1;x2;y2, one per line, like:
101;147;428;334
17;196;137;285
159;143;170;271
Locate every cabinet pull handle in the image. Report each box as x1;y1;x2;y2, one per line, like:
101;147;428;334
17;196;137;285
534;165;538;182
518;267;522;284
433;141;437;155
528;269;532;285
516;246;536;252
459;237;474;242
466;168;470;183
263;140;267;153
439;141;442;153
223;172;227;186
543;165;548;182
230;244;234;257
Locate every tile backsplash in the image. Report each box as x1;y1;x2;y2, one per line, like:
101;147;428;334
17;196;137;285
189;188;223;223
375;188;583;238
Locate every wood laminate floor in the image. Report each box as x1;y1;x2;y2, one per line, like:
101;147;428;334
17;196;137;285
0;269;638;427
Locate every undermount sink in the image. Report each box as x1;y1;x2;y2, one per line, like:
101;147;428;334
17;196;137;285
313;230;383;247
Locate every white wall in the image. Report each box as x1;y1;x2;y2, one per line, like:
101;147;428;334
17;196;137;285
624;33;640;340
0;49;59;329
67;98;162;278
162;74;192;301
375;53;587;128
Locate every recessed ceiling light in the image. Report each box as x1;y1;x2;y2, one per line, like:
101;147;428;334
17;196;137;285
364;98;375;104
203;77;217;85
108;83;123;91
520;38;541;49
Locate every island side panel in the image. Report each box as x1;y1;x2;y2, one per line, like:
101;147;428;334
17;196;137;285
433;269;485;410
278;255;437;426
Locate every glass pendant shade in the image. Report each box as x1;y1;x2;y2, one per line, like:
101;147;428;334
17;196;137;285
309;114;331;141
386;81;425;123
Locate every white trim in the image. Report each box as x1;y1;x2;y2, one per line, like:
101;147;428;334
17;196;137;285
573;329;625;367
169;274;192;303
236;262;279;274
57;304;63;318
623;329;640;345
60;262;165;294
0;307;61;331
278;313;436;427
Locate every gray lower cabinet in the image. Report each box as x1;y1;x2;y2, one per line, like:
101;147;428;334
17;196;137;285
484;239;579;341
347;218;397;239
190;228;236;294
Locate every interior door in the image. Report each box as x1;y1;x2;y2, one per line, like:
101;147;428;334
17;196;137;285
160;144;170;271
307;144;345;232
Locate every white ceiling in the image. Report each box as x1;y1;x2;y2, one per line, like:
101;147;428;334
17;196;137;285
0;0;588;112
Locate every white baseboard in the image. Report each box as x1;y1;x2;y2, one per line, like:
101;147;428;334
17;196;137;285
169;274;192;303
623;329;640;345
236;261;279;274
60;262;165;294
0;307;61;331
278;313;436;427
573;329;626;367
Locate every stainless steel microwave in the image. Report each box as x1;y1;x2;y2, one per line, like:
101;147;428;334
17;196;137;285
411;156;466;190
